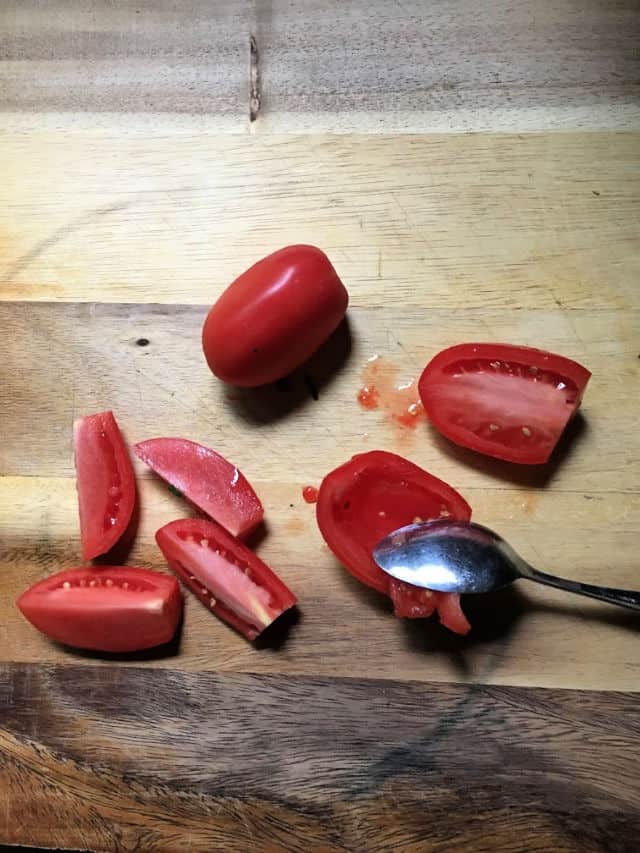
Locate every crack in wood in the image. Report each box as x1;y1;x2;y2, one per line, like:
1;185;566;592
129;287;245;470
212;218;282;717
249;35;261;122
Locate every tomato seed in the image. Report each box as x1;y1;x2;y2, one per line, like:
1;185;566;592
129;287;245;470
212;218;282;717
201;538;209;548
522;426;532;436
62;581;71;589
105;579;113;587
489;423;499;431
209;597;217;608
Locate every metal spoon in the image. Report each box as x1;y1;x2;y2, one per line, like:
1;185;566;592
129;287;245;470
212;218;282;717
373;520;640;610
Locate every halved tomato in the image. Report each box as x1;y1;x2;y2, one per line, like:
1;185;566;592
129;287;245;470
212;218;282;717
316;450;472;634
17;567;182;652
418;343;591;464
156;518;297;641
135;438;263;538
74;411;136;560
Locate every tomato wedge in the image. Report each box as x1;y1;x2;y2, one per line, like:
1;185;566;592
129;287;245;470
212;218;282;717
17;567;182;652
74;411;136;560
156;518;297;640
135;438;263;538
418;343;591;464
316;451;472;634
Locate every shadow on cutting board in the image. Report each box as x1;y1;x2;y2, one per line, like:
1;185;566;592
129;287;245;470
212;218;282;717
223;316;353;424
428;411;588;489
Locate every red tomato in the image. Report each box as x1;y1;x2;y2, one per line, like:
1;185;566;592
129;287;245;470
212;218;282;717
135;438;263;538
156;518;297;641
17;567;182;652
74;411;136;560
202;245;349;386
316;450;472;634
418;343;591;464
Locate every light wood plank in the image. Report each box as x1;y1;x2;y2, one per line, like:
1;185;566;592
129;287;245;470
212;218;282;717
1;302;637;491
1;1;639;132
1;133;638;306
2;469;639;690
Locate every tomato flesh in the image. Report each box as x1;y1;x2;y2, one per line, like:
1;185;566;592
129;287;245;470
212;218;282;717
135;438;263;538
156;518;297;640
202;244;349;387
17;567;182;652
74;411;136;560
418;344;591;464
316;451;472;633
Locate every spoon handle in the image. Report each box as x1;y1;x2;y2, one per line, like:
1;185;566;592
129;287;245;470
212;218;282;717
525;567;640;611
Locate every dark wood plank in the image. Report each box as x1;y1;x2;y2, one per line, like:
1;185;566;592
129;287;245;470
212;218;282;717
1;664;639;851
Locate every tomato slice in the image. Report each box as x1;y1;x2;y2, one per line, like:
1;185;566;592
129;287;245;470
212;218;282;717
74;411;136;560
316;451;472;633
135;438;263;538
156;518;297;640
418;343;591;464
17;567;182;652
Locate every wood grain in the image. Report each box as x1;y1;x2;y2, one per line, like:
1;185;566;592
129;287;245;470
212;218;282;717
2;664;639;852
1;133;638;305
1;1;639;132
1;301;638;691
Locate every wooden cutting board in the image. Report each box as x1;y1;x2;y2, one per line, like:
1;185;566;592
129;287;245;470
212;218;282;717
1;2;639;850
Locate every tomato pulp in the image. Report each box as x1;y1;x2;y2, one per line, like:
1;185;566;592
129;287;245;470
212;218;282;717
316;451;472;634
156;518;297;640
418;343;591;464
202;244;348;386
135;438;263;538
74;411;136;560
17;567;182;652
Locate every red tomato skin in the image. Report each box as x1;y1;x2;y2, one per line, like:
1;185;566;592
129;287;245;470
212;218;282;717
74;411;136;560
419;343;591;464
202;245;349;387
156;518;297;641
316;450;472;595
316;450;472;633
134;438;263;538
17;567;182;652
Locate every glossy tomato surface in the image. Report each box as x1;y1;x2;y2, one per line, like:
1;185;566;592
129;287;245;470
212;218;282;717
316;451;472;634
74;411;136;560
135;438;263;538
17;567;182;652
202;244;348;386
156;518;297;640
418;343;591;464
